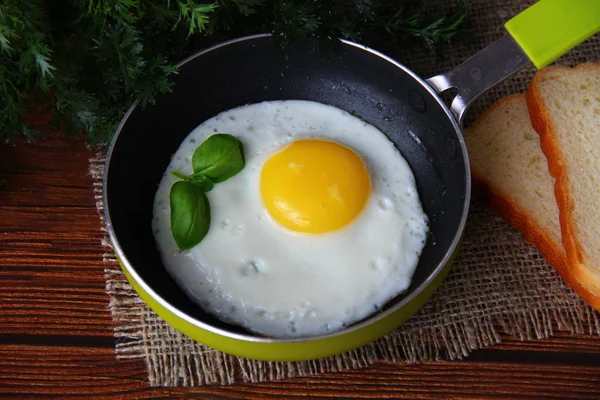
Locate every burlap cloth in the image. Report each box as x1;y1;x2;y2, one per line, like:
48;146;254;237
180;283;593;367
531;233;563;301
89;0;600;387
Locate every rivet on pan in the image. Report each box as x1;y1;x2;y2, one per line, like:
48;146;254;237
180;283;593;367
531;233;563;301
408;89;426;113
469;66;482;81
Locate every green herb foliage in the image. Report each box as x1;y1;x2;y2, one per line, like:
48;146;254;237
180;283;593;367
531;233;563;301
1;0;470;145
191;134;245;183
170;133;245;250
172;170;215;192
170;181;211;251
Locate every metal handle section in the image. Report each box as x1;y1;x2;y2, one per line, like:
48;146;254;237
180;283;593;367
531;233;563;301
426;35;531;127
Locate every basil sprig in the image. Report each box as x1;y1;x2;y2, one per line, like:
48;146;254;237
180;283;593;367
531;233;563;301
171;170;214;192
169;134;245;251
170;181;210;251
192;134;245;183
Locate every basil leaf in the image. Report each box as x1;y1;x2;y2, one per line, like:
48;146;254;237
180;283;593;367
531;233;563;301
170;181;210;251
188;172;214;191
192;133;245;183
170;170;214;192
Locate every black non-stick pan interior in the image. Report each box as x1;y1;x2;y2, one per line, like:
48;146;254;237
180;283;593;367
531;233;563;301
106;36;468;334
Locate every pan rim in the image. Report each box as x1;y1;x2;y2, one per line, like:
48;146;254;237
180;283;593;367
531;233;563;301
103;33;471;344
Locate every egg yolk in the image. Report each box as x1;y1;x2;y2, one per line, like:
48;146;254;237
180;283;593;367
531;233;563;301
260;139;371;233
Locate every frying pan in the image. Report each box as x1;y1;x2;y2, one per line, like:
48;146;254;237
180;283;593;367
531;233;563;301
103;0;600;361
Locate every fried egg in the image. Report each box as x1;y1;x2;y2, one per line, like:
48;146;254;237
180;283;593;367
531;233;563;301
152;100;428;338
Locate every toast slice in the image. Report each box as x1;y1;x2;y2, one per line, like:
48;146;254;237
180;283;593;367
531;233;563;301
465;94;600;310
527;62;600;310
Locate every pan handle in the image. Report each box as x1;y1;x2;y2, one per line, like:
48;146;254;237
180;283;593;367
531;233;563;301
426;0;600;127
425;35;529;127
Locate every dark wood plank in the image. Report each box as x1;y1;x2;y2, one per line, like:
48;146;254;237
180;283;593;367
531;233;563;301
0;134;113;338
0;345;599;399
1;131;599;398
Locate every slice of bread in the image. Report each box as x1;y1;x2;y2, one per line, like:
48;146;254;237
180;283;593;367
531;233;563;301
527;62;600;310
465;94;600;310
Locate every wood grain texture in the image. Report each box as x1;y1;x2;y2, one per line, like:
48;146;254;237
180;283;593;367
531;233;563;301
1;132;599;399
0;345;599;399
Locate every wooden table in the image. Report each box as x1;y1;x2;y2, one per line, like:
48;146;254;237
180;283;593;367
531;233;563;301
1;128;599;398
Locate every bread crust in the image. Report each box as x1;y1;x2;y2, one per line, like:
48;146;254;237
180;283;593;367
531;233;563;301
472;176;599;310
526;63;600;310
467;92;600;310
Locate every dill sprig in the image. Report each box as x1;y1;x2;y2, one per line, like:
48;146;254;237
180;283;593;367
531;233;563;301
0;0;471;145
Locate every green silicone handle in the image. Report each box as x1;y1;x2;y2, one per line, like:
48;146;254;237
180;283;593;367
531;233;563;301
505;0;600;69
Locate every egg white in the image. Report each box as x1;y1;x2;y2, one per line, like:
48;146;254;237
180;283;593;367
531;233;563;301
152;100;428;338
